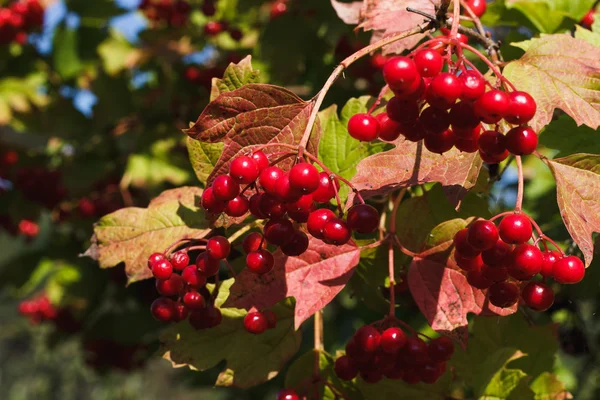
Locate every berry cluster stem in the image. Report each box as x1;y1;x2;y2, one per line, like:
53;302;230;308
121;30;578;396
313;309;324;378
298;23;433;149
515;155;524;212
449;0;461;39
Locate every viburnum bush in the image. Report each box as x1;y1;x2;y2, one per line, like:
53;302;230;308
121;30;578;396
3;0;600;398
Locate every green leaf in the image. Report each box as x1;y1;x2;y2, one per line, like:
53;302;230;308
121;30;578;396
574;24;600;47
318;97;392;203
97;30;137;76
66;0;123;19
85;187;211;284
186;137;224;186
530;372;573;399
503;34;600;132
505;1;568;33
160;279;302;388
540;115;600;157
284;351;362;400
53;25;84;79
0;73;48;123
356;369;452;399
210;55;261;101
541;0;597;20
452;313;559;397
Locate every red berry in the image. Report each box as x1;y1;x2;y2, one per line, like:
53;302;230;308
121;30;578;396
281;230;309;256
189;306;222;329
428;336;454;362
201;1;216;16
475;90;510;123
152;260;173;280
244;312;268;334
467;219;499;251
464;0;486;17
249;193;268;218
183;291;206;310
270;1;287;19
148;253;166;269
420;107;450;134
449;101;480;132
386;96;420;124
380;327;406;354
276;389;300;400
170;251;189;271
540;250;561;278
383;56;420;90
259;166;284;195
156;274;184;297
173;302;189;322
488;281;520;308
181;265;207;288
229;155;259;184
259;193;286;218
355;325;381;353
401;336;429;365
399;120;426;142
289;162;320;194
347;204;379;234
522;281;554;311
206;236;231;260
312;172;338;203
459;71;486;102
264;218;295;246
499;214;533;244
478;130;507;156
505;91;536;125
251;151;270;172
479;149;509;164
414;49;443;78
426;72;463;109
264;309;278;329
453;228;481;257
323;218;351;245
481;240;512;267
552;256;585;284
212;175;240;201
418;362;445;384
453;124;481;141
307;208;336;239
467;268;493;289
246;249;274;274
242;232;266;254
454;252;484;271
196;253;221;276
274;174;302;202
482;265;509;282
509;244;543;280
225;195;249;217
371;53;389;69
288;207;312;223
285;194;313;213
505;126;538;155
204;20;223;36
348;113;380;142
201;187;226;213
394;76;427;101
334;355;359;381
581;9;595;28
425;129;455;154
376;113;401;141
454;137;480;153
151;297;176;322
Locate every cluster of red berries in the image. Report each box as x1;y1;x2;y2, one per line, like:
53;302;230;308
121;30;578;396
18;293;57;324
147;244;224;329
139;0;191;27
334;324;454;384
347;47;539;162
0;0;43;45
453;213;586;311
200;151;380;274
75;178;124;219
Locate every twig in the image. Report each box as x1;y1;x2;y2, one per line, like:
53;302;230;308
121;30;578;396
313;310;324;384
515;155;524;211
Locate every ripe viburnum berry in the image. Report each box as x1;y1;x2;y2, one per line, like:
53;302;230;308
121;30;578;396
244;311;268;334
246;249;274;274
505;126;538;155
346;204;379;234
552;256;585;284
498;214;533;244
383;56;420;90
229;155;259;184
474;90;510;123
413;49;443;78
521;281;554;311
505;91;536;125
488;281;520;308
289;162;320;194
348;113;380;142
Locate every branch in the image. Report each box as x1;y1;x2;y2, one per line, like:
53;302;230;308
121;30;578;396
515;155;524;211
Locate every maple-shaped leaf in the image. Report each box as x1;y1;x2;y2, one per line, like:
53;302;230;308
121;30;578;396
160;279;302;388
84;187;211;284
503;34;600;132
349;138;483;208
210;55;260;101
223;236;361;329
544;153;600;266
185;84;321;186
355;0;440;55
408;219;517;347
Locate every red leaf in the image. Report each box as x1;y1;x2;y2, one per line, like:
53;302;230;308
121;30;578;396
408;243;517;348
330;0;362;24
546;154;600;266
349;138;483;208
185;84;321;185
224;236;361;329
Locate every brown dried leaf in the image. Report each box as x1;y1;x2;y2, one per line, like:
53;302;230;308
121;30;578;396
224;236;361;329
545;153;600;266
